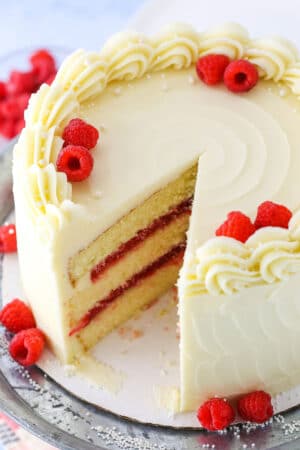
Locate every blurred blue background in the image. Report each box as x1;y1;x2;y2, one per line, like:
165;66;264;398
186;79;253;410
0;0;142;56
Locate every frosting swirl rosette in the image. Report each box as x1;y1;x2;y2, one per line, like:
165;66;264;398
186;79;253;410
194;237;261;295
282;62;300;96
55;50;108;102
150;23;199;71
101;31;153;82
246;37;298;81
288;210;300;240
198;23;249;59
187;217;300;297
247;228;300;283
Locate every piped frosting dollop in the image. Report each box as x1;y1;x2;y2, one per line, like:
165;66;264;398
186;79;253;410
185;210;300;296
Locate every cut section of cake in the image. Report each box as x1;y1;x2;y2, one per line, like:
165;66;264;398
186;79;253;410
12;22;300;416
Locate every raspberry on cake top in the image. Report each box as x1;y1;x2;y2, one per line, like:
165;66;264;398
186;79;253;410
12;22;300;424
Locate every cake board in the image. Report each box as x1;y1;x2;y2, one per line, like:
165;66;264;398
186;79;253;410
3;242;300;429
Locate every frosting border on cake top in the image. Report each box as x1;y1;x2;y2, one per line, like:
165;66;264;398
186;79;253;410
185;210;300;297
13;22;300;236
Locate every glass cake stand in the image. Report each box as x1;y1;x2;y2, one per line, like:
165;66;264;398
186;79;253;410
1;142;300;450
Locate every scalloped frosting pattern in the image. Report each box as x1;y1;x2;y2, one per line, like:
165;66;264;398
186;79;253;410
14;22;300;231
184;211;300;297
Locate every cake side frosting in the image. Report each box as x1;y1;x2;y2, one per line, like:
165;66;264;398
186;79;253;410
179;273;300;410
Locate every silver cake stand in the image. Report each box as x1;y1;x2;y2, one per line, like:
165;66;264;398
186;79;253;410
1;142;300;450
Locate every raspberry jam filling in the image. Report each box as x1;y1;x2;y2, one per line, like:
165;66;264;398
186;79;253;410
70;243;185;336
90;197;192;282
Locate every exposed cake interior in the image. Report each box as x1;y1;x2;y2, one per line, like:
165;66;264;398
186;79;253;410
68;164;197;349
13;22;300;402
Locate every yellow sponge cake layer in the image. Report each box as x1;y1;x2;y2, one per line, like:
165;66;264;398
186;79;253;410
74;245;184;353
69;163;197;284
69;203;190;325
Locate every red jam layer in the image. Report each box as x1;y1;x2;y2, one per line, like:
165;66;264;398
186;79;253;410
90;197;192;283
69;243;185;336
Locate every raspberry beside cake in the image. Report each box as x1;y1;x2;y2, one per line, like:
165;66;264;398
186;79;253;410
12;23;300;417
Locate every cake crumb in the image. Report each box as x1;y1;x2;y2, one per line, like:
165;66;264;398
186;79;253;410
133;329;143;339
142;297;159;311
118;326;144;341
158;308;168;317
171;286;178;303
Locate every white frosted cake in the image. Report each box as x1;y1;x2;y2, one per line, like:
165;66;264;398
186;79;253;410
12;22;300;424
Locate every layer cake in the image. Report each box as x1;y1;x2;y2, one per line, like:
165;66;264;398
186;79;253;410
12;23;300;415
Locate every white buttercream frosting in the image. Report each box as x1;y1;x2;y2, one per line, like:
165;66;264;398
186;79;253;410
282;62;300;95
13;22;300;407
101;31;153;82
55;49;108;102
185;211;300;296
246;37;298;81
16;22;300;237
198;22;249;59
150;23;199;71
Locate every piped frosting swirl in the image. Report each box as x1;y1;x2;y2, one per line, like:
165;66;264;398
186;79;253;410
246;37;298;81
198;23;249;59
15;22;300;232
185;211;300;297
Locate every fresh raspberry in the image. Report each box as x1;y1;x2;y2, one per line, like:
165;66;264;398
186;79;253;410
45;71;57;85
62;118;99;150
197;398;235;431
0;119;17;139
216;211;256;243
0;81;7;100
56;145;94;182
0;93;30;121
9;328;45;367
254;201;292;229
196;54;230;85
14;117;25;135
30;49;56;85
0;299;36;333
6;70;36;96
16;92;31;112
238;391;273;423
0;98;22;120
0;224;17;252
224;59;259;93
